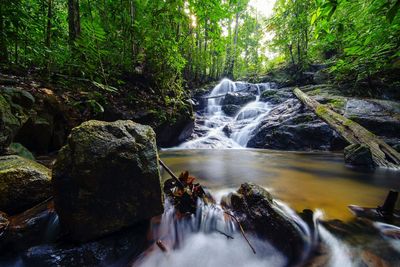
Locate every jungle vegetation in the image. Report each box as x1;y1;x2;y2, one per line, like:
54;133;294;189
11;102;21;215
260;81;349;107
0;0;399;98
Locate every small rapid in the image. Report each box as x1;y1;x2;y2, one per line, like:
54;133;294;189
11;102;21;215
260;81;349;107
135;195;300;267
134;189;365;267
178;79;273;149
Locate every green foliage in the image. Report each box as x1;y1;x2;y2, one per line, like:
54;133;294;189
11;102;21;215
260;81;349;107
270;0;400;93
0;0;273;103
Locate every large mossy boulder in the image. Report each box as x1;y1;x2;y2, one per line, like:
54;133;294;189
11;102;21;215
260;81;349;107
0;88;35;153
223;183;309;265
53;120;163;242
0;155;52;214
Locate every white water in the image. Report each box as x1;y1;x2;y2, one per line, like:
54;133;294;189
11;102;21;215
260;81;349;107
178;79;273;149
136;198;288;267
135;190;364;267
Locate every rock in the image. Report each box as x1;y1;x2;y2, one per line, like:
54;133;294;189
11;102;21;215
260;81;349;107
0;155;52;214
224;183;309;265
259;89;292;104
222;104;241;116
322;219;400;266
313;70;330;84
393;143;400;153
0;88;35;153
155;104;195;147
247;99;344;151
9;143;35;160
344;99;400;138
53;120;163;242
344;144;374;167
222;92;256;106
19;222;149;267
0;200;59;252
15;88;70;154
0;211;8;236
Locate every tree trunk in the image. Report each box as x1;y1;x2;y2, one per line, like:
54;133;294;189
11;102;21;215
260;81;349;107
45;0;52;48
0;4;7;63
288;44;295;65
223;17;232;78
293;88;400;169
68;0;81;44
129;0;136;66
229;12;240;79
45;0;52;73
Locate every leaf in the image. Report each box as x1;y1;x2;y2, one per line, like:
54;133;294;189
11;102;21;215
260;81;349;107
92;81;118;93
311;13;318;25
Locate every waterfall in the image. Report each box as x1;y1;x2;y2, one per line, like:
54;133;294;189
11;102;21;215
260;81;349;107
178;79;272;149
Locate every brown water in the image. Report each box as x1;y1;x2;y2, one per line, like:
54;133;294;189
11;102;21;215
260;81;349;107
159;149;400;221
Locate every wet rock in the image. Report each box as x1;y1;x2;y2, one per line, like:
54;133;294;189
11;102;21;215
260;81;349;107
260;89;292;104
321;219;400;266
53;120;163;242
225;183;309;265
222;92;256;107
344;99;400;138
247;99;343;151
20;222;149;267
0;211;8;235
344;144;374;167
222;124;233;137
0;200;58;252
222;104;241;116
0;155;52;214
0;88;35;153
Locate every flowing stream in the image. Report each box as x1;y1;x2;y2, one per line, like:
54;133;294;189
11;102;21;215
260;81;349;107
151;79;400;266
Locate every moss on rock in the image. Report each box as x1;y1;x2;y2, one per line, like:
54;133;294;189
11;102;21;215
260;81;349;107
0;155;51;214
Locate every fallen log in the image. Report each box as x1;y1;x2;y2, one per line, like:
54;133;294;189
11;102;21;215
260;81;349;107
293;87;400;169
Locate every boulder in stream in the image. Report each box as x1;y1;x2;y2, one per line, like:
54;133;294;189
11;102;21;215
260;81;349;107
222;92;256;107
0;155;52;215
222;183;310;265
247;99;344;150
344;144;374;168
53;120;163;242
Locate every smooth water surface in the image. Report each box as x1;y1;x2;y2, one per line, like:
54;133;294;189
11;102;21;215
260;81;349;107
160;149;399;220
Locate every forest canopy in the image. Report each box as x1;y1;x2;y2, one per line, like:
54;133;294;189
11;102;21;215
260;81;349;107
0;0;399;96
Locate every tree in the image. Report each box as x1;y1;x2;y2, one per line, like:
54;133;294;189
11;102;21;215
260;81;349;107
68;0;80;44
0;3;7;63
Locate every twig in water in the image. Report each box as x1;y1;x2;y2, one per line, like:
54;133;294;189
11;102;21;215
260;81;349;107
224;211;257;254
158;159;185;189
158;159;256;254
156;240;168;253
216;229;234;239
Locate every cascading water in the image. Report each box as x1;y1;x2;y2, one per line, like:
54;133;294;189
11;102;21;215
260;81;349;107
178;79;273;149
135;194;306;267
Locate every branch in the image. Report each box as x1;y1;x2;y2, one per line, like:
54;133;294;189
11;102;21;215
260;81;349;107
224;211;256;254
158;159;185;189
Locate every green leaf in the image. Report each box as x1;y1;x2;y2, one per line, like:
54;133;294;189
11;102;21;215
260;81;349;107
311;13;318;25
